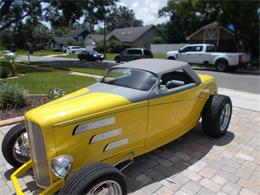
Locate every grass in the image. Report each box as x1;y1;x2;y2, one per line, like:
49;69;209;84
16;49;64;56
57;54;77;58
153;52;166;59
105;53;117;61
24;62;107;76
0;64;96;94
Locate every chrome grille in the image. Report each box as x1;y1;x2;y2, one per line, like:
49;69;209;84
27;121;50;187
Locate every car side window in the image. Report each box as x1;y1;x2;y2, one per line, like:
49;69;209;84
144;50;152;56
206;46;216;52
128;49;142;55
160;69;195;90
180;46;192;53
193;46;203;52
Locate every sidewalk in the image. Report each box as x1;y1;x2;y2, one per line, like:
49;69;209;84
219;88;260;112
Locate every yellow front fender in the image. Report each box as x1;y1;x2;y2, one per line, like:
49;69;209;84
11;160;64;195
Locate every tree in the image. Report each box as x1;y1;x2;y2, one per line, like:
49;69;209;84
44;0;118;30
106;6;143;31
159;0;259;55
0;0;43;31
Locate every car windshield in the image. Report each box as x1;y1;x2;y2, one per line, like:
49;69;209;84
102;68;157;91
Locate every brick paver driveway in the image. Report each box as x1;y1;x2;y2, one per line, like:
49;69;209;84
0;107;259;195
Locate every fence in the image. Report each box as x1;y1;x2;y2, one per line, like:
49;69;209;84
150;44;187;54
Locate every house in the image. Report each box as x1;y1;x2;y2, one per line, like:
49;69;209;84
49;29;88;49
84;26;160;49
48;36;74;49
84;34;104;50
186;21;237;52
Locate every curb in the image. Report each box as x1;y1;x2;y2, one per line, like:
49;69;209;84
0;116;24;127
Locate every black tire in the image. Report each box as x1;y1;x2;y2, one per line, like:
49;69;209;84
168;56;176;60
115;57;120;63
60;162;127;195
215;59;228;72
202;94;232;137
1;122;30;168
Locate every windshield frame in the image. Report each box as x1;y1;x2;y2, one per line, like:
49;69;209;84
101;67;158;91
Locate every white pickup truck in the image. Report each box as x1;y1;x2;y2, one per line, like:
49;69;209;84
166;44;251;72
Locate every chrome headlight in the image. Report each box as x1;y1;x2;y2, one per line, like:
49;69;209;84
50;155;73;178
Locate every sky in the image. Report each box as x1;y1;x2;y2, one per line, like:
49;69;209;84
41;0;170;29
119;0;169;25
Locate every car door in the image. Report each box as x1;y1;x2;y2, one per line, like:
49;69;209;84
188;45;204;64
178;46;194;63
128;49;142;61
147;69;204;147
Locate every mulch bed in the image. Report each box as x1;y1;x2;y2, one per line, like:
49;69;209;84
0;96;50;120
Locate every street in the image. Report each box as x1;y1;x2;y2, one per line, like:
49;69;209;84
17;55;260;94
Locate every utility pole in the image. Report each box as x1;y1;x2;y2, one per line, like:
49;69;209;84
103;17;106;58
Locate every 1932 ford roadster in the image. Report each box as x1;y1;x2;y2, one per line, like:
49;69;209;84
2;59;232;194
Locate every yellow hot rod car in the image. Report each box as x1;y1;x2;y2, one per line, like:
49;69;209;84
2;59;232;194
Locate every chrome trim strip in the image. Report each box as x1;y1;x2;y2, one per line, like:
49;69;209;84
74;117;115;134
91;128;122;143
105;138;128;151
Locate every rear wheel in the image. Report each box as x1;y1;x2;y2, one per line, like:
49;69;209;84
168;56;176;60
115;57;120;63
202;94;232;137
215;60;228;72
60;162;127;195
1;122;30;168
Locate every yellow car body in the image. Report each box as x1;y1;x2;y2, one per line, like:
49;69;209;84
11;59;217;194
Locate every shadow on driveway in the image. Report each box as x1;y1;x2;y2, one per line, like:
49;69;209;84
123;122;234;193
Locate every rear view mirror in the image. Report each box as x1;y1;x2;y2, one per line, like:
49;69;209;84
159;85;168;93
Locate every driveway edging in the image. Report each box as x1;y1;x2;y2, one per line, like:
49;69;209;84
0;116;24;127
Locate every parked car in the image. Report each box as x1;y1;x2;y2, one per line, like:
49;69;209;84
66;46;82;54
166;44;251;72
114;48;153;63
78;50;104;61
0;50;16;61
2;59;232;194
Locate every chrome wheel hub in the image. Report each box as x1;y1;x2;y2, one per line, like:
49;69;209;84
12;132;30;163
219;103;231;131
88;180;122;195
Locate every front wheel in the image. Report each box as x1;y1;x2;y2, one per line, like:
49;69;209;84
1;122;30;168
60;162;127;194
202;94;232;137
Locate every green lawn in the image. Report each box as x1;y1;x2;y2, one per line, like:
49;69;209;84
0;65;96;94
57;54;77;58
16;49;64;56
25;62;107;76
153;52;166;59
105;53;117;61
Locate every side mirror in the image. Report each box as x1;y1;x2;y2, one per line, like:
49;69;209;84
178;49;181;53
95;76;103;82
159;85;168;93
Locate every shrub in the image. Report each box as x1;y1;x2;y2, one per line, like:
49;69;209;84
0;60;14;78
96;40;131;53
0;64;10;78
48;88;65;100
0;82;28;109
